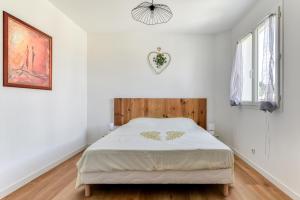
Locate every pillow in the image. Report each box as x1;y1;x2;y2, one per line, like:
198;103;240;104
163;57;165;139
127;117;199;130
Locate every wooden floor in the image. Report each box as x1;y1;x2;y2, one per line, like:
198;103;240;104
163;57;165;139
3;153;291;200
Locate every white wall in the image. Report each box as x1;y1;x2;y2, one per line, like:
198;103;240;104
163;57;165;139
213;32;234;147
215;0;300;199
87;33;215;144
0;0;87;197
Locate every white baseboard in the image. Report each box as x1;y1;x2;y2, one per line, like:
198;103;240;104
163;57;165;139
0;145;86;199
234;149;300;200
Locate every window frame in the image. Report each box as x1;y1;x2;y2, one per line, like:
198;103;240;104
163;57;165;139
238;6;282;109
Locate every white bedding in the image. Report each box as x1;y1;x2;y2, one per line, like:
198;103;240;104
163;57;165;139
77;118;234;176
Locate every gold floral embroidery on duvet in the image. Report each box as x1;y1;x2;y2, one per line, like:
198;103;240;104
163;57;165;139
140;131;161;141
166;131;185;141
140;131;186;141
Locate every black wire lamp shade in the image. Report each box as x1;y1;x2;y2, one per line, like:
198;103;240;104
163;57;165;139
131;0;173;25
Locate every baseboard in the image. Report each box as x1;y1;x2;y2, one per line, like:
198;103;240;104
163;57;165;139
234;149;300;200
0;145;86;199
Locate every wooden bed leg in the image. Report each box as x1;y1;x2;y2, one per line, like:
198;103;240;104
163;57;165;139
85;184;91;197
223;184;229;197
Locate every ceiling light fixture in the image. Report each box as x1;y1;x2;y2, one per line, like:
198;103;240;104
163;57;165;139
131;0;173;25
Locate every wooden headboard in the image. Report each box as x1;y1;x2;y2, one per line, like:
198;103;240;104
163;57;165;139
114;98;207;129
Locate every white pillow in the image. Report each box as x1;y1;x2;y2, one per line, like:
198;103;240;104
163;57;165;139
127;117;199;130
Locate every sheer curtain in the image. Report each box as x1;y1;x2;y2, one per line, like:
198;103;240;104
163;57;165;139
230;42;243;106
259;15;278;112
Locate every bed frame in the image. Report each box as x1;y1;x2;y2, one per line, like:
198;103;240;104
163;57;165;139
82;98;232;197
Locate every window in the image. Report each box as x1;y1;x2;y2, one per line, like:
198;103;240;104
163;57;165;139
257;18;278;102
240;34;253;102
239;9;281;107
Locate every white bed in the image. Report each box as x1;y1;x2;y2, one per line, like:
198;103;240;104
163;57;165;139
76;118;234;196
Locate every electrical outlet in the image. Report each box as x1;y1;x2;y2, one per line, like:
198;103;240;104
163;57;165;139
251;148;256;155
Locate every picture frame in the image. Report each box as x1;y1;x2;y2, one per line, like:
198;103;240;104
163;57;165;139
3;11;52;90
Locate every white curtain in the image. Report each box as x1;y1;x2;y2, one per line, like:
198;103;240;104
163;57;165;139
230;42;243;106
259;15;278;112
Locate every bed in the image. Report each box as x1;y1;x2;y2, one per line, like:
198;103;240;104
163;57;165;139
76;98;234;197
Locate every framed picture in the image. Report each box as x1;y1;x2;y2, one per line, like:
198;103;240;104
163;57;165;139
3;11;52;90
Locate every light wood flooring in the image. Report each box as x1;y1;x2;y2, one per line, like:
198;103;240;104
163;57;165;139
3;153;291;200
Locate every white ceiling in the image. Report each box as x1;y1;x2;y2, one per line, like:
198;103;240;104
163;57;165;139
49;0;257;34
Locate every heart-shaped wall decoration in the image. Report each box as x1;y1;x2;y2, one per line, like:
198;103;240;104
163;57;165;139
148;47;171;74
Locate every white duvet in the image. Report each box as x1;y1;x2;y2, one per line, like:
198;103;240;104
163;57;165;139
77;118;234;174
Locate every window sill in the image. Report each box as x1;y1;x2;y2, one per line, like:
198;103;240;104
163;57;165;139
238;102;282;112
239;103;260;110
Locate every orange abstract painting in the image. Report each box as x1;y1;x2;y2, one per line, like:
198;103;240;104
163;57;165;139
3;12;52;90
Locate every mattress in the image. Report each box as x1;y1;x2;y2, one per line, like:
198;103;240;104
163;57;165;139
77;118;234;174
